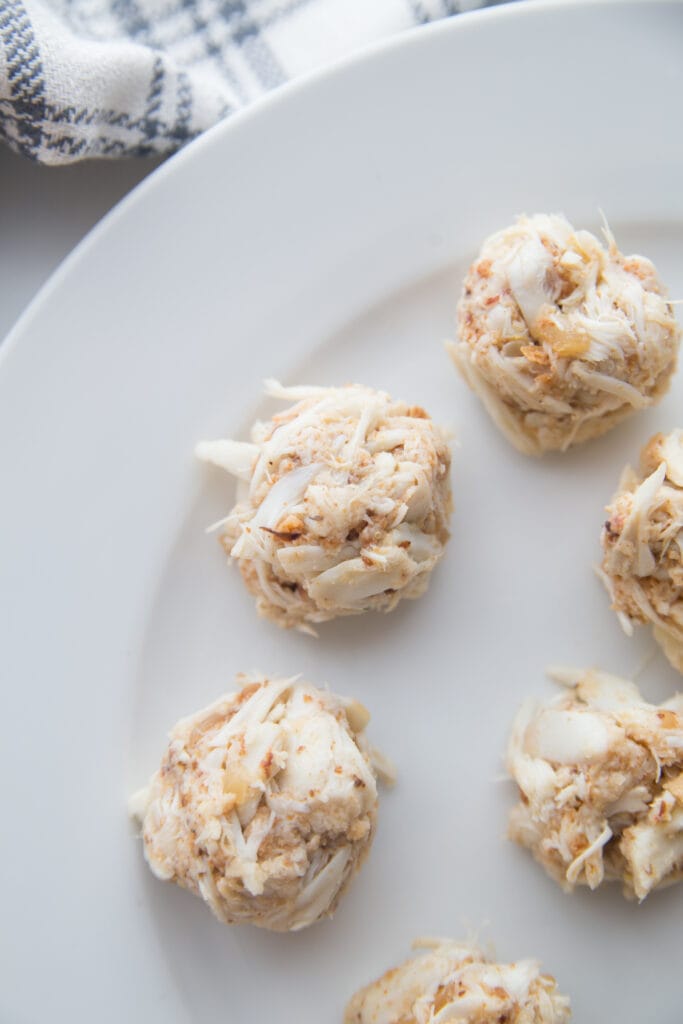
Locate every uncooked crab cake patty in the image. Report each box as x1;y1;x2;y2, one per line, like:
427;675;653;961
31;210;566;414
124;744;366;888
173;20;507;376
450;213;679;455
344;938;571;1024
197;381;452;630
600;429;683;672
507;667;683;900
130;674;391;931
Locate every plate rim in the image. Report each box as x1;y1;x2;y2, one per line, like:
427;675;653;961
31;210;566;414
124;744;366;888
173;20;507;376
0;0;673;368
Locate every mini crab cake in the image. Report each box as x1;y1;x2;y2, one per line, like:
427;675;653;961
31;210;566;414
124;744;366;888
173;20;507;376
130;675;391;931
600;430;683;672
197;381;452;630
507;668;683;901
450;214;679;455
344;938;571;1024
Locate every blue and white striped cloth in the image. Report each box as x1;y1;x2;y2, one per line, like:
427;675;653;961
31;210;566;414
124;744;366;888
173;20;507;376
0;0;509;164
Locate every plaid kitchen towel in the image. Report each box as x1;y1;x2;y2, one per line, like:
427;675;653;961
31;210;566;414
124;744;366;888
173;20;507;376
0;0;510;164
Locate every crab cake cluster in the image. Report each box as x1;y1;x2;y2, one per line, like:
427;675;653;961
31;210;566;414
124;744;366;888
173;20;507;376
130;206;683;1021
450;214;679;455
130;675;386;931
600;430;683;672
344;938;570;1024
197;381;452;630
507;668;683;900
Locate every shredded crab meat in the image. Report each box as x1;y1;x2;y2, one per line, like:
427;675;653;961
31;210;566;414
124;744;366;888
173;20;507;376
130;675;389;931
507;668;683;900
344;938;571;1024
600;430;683;673
450;213;680;455
197;382;452;630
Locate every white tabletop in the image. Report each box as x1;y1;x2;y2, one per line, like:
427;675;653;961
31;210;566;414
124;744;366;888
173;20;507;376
1;145;160;343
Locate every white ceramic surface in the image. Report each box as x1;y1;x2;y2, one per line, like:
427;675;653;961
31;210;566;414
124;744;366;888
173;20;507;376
1;2;682;1021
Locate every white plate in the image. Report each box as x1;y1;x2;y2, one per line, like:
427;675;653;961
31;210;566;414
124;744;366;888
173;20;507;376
2;1;682;1020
